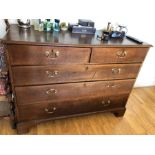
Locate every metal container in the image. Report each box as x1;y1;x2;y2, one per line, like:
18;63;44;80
17;19;31;28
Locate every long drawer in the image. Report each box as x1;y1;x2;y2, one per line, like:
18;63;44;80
17;93;129;121
15;79;135;105
91;47;149;64
12;64;140;86
7;45;91;65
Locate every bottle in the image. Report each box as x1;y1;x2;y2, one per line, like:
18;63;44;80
38;19;44;32
53;19;60;32
34;19;39;31
46;19;52;32
43;19;47;31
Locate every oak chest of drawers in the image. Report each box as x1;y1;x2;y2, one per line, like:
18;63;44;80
2;25;152;134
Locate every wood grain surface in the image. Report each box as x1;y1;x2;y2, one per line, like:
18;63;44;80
8;45;91;65
12;64;141;86
0;87;155;135
2;24;152;134
91;47;149;63
2;25;152;47
15;79;134;105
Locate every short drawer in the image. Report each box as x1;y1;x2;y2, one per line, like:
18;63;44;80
17;93;129;121
7;45;91;65
15;79;135;105
91;47;149;64
12;64;141;86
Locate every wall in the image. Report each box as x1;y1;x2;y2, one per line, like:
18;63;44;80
0;0;155;87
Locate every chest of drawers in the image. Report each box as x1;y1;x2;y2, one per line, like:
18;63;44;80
2;25;151;134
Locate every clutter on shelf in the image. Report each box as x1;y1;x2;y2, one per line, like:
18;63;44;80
18;19;96;34
97;22;128;41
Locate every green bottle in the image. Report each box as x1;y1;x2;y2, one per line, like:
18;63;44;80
46;19;52;32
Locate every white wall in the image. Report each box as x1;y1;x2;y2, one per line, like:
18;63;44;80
0;0;155;87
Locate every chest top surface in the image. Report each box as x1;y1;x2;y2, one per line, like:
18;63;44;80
2;24;152;47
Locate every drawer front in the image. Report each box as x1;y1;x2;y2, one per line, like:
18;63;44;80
93;63;141;81
15;79;135;105
8;45;91;65
12;64;140;86
91;47;149;64
12;65;94;86
17;94;129;121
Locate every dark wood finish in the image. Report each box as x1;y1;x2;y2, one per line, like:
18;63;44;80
2;25;151;47
17;121;35;134
15;79;134;105
18;94;129;121
8;45;90;65
2;24;152;134
12;64;141;86
1;87;155;135
113;108;126;117
16;107;125;134
91;47;149;64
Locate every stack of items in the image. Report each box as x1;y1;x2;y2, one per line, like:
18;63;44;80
0;42;7;95
68;19;96;34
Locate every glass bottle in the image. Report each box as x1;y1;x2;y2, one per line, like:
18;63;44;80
34;19;39;31
39;19;44;32
39;22;44;31
53;19;60;32
46;19;52;32
44;19;47;31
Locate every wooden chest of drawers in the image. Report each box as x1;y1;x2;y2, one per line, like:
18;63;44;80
2;25;151;134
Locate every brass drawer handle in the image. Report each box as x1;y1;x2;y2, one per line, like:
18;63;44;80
101;100;111;106
116;50;127;58
45;50;60;58
46;70;59;78
45;107;56;114
46;89;57;95
112;68;121;74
